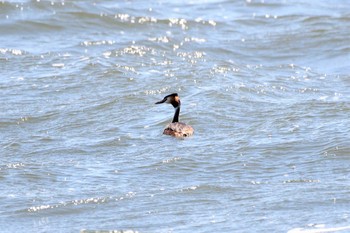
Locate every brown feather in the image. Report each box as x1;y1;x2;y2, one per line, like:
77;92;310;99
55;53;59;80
163;122;194;138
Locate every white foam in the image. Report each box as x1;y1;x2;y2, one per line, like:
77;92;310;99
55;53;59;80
288;225;350;233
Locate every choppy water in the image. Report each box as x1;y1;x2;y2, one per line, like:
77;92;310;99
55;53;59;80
1;0;350;232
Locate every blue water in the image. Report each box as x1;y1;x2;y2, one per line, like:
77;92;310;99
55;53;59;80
1;0;350;232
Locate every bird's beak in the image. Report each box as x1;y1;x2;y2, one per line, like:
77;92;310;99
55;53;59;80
155;98;167;104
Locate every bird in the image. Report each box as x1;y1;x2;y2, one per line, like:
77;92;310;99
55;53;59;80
155;93;194;137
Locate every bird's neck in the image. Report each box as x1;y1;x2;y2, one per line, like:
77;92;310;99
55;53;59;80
172;106;180;123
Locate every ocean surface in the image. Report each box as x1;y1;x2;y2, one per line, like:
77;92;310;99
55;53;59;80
1;0;350;232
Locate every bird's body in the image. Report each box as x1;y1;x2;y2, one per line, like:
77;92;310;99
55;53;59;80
155;93;194;138
163;122;194;137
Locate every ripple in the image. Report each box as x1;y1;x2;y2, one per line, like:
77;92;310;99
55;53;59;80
26;192;137;213
2;1;350;232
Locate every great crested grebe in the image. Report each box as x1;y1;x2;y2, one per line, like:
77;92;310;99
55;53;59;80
155;93;194;137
